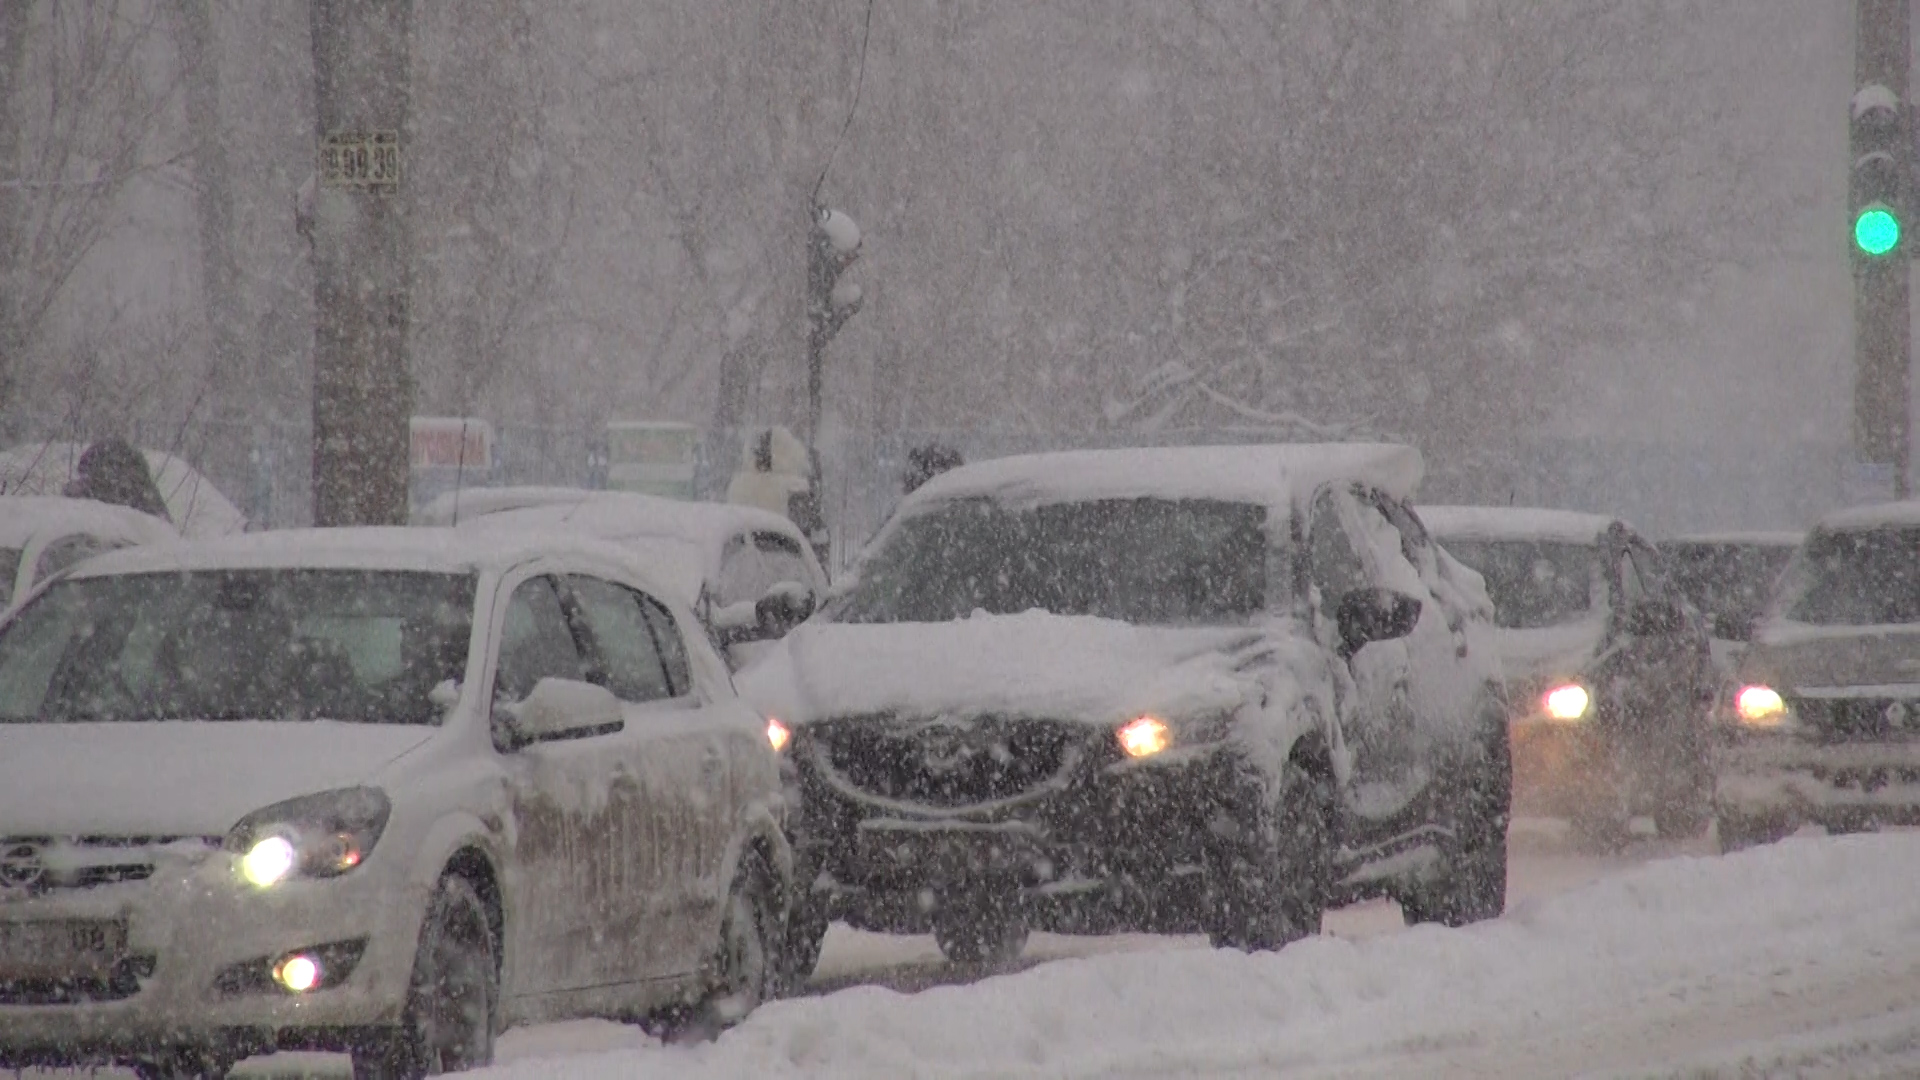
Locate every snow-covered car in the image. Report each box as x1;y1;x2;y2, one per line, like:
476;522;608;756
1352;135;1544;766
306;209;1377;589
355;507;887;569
456;491;829;670
1422;507;1715;843
0;496;177;612
742;444;1509;976
1663;531;1801;676
1716;504;1920;851
0;529;789;1076
0;443;246;539
410;485;602;527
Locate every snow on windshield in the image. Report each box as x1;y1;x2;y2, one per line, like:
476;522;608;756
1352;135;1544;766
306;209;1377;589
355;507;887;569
834;496;1267;625
0;570;475;724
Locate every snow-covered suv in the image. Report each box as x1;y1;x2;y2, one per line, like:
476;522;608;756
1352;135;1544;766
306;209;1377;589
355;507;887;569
742;444;1509;975
0;529;788;1076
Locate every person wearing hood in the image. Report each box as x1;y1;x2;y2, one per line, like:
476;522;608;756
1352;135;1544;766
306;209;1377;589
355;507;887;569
63;438;173;523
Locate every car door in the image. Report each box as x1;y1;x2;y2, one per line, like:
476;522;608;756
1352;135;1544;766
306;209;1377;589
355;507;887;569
1306;486;1420;824
492;573;648;999
566;573;733;978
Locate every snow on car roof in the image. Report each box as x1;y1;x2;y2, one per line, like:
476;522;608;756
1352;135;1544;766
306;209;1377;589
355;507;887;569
0;496;179;548
412;485;599;526
458;490;802;552
1664;530;1804;548
1814;500;1920;532
1419;505;1620;545
68;525;656;580
905;442;1425;511
0;442;247;538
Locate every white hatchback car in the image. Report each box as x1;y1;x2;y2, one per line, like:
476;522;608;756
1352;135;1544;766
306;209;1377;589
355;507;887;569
0;529;789;1078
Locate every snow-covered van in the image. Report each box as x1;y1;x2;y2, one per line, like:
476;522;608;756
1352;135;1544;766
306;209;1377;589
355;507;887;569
1717;503;1920;850
742;443;1509;976
1421;507;1715;844
0;529;788;1074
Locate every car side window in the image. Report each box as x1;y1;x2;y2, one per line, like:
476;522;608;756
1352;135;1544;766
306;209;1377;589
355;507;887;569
566;576;675;704
1308;490;1369;604
755;531;813;593
639;596;693;697
35;534;113;583
494;576;586;703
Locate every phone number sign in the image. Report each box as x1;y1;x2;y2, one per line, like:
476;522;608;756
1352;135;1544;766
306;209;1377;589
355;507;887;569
319;131;401;188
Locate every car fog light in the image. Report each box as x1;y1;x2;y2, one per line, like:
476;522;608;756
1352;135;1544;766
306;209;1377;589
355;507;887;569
1736;685;1786;727
766;717;792;753
241;836;297;888
1117;715;1171;758
274;954;321;993
1543;684;1590;722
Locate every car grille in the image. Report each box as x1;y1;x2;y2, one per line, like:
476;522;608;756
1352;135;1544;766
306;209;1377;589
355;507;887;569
0;836;218;899
814;716;1083;809
1786;696;1920;741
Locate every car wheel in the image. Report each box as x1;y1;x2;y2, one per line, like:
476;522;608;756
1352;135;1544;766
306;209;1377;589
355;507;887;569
932;898;1029;965
1403;713;1510;928
647;853;780;1041
1205;760;1331;952
352;876;497;1079
1716;811;1793;854
1653;790;1711;839
777;895;830;996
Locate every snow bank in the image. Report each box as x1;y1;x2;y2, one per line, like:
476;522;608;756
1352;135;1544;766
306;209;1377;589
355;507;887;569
474;833;1920;1079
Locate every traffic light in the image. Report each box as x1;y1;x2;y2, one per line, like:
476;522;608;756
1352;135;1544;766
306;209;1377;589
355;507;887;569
1850;84;1909;258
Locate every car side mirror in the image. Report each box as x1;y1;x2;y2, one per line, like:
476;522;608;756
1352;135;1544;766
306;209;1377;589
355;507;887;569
495;677;623;750
1626;598;1687;638
755;582;816;637
1335;588;1423;662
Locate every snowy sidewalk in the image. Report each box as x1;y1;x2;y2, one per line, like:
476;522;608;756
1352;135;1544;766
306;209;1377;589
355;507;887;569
470;834;1920;1079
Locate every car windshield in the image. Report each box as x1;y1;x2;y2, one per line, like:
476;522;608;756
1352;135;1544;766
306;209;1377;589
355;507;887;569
1665;542;1794;627
1442;539;1599;629
0;569;476;724
832;496;1267;625
0;548;18;608
1778;527;1920;626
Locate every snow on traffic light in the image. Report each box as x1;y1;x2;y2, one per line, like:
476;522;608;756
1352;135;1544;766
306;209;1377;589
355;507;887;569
1850;83;1909;258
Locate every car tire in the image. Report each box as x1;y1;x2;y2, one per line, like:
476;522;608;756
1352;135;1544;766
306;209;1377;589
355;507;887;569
351;876;497;1080
1716;811;1793;854
1205;760;1331;952
1403;711;1510;928
932;899;1029;965
777;896;830;996
646;852;780;1041
1653;791;1711;839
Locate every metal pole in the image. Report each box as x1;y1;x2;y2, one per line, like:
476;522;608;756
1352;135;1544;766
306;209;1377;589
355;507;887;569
1855;0;1912;498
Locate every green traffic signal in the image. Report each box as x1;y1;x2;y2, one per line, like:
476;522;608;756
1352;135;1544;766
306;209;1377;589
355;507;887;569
1855;205;1901;256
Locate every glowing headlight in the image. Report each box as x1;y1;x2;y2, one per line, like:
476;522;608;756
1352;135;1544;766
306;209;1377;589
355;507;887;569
274;953;321;993
1117;716;1172;758
766;717;792;753
1542;684;1590;722
240;836;297;888
1736;685;1787;727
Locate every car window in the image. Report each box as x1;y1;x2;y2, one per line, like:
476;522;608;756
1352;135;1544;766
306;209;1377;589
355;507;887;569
639;595;693;697
34;534;113;583
1618;547;1646;606
1308;490;1369;604
495;576;586;703
756;531;813;592
566;575;674;703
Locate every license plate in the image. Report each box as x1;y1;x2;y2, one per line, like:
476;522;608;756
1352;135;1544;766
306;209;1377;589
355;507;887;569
0;920;127;981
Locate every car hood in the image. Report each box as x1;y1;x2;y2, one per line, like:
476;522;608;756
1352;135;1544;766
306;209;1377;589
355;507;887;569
0;721;436;836
738;610;1272;727
1742;620;1920;691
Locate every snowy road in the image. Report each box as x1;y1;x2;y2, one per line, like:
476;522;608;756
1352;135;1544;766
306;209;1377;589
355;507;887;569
174;822;1920;1077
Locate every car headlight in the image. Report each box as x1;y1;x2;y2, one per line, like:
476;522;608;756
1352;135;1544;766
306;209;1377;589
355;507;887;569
224;787;391;888
1542;683;1591;722
1114;713;1230;759
1735;684;1788;728
766;716;792;753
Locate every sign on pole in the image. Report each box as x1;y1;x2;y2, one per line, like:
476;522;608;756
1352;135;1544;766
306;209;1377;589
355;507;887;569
319;131;401;189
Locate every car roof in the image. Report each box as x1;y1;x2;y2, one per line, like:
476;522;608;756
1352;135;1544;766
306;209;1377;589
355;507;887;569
904;442;1424;511
69;526;663;581
0;496;180;548
456;490;803;551
1814;501;1920;532
1419;505;1621;545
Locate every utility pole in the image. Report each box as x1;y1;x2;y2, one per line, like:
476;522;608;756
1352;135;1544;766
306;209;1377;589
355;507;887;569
1852;0;1911;499
306;0;412;526
805;204;863;448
